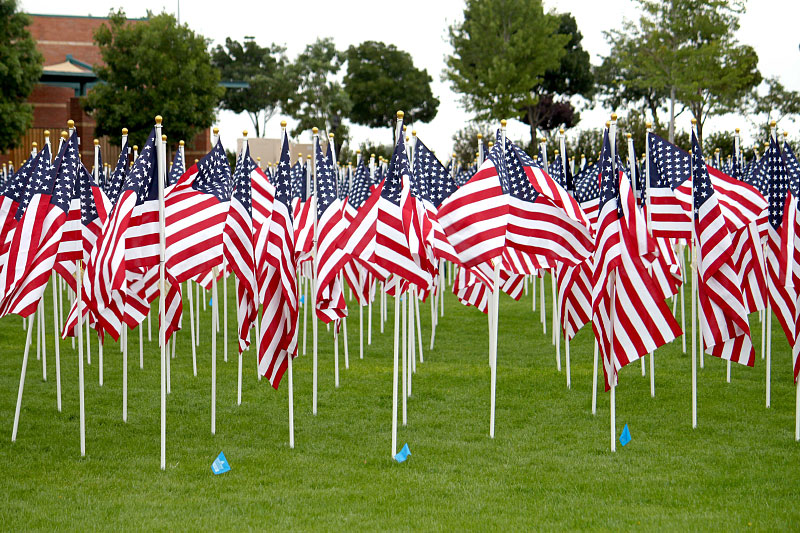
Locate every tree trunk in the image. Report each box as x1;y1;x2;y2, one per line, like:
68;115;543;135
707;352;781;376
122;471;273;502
669;86;676;143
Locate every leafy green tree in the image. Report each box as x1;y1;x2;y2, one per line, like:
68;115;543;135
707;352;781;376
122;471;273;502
0;0;43;152
84;10;223;147
284;38;351;158
211;37;292;138
598;0;761;145
520;12;594;136
445;0;568;142
343;41;438;131
356;141;393;163
752;77;800;134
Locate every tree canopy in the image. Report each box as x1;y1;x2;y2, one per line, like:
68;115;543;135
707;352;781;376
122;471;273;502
283;37;351;158
343;41;439;129
520;12;595;136
0;0;43;153
598;0;761;144
211;37;292;138
84;10;223;147
444;0;569;141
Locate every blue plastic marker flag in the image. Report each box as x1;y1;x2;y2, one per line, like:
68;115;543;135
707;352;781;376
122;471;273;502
619;424;631;447
299;294;305;305
211;451;230;474
208;297;213;307
394;443;411;463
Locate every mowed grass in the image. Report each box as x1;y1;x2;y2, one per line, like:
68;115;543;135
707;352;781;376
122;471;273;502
0;273;798;530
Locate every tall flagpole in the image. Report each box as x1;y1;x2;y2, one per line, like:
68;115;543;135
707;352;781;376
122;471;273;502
691;118;698;429
767;120;777;409
558;127;569;388
44;129;62;412
312;127;320;415
93;138;104;387
391;111;405;457
609;113;619;452
626;132;648;383
155;116;167;470
538;136;548;338
644;122;656;396
281;120;295;449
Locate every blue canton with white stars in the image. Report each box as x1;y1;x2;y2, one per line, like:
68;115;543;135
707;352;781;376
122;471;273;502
124;129;158;206
168;146;185;186
290;161;306;201
503;140;539;202
781;141;800;198
193;140;232;202
17;133;75;219
274;135;293;218
106;142;130;204
648;132;691;192
315;139;338;217
348;162;371;210
691;133;713;219
751;138;789;230
598;130;621;219
3;145;52;212
381;135;412;206
573;162;600;204
412;138;458;208
231;145;256;216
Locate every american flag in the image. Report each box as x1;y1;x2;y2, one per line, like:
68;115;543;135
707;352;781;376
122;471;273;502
292;160;314;264
376;134;432;289
83;129;158;340
592;129;681;390
573;161;600;228
744;139;800;373
105;140;130;204
54;154;111;292
454;163;476;187
782;141;800;382
258;133;297;388
691;132;754;366
167;144;185;186
314;138;348;323
438;141;509;268
412;137;461;265
224;143;272;353
504;140;592;267
648;132;766;239
0;146;50;293
548;151;574;192
335;161;390;282
165;139;232;286
0;136;73;318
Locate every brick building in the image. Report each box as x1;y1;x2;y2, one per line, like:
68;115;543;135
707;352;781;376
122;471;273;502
3;13;212;168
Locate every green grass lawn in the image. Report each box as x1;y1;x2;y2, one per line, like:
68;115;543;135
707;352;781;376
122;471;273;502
0;274;798;530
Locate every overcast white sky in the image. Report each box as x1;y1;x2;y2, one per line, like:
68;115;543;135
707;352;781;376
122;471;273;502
21;0;800;155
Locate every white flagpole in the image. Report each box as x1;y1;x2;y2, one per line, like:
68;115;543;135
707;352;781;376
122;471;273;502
211;266;218;434
591;339;598;415
391;276;400;458
122;325;127;422
609;114;619;452
359;287;364;359
766;120;779;408
92;139;104;386
415;289;424;363
490;259;500;438
139;316;144;369
236;278;242;406
45;130;62;410
155;116;167;470
626;132;648;382
186;280;196;375
691;118;698;429
558;128;570;387
12;313;36;442
312;127;319;415
401;288;407;422
645;123;657;395
223;261;228;364
77;260;86;456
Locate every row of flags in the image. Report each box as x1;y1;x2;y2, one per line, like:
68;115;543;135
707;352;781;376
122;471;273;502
1;116;799;397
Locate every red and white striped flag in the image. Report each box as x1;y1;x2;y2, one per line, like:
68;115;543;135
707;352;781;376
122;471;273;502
593;131;681;390
691;133;755;366
258;133;297;388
